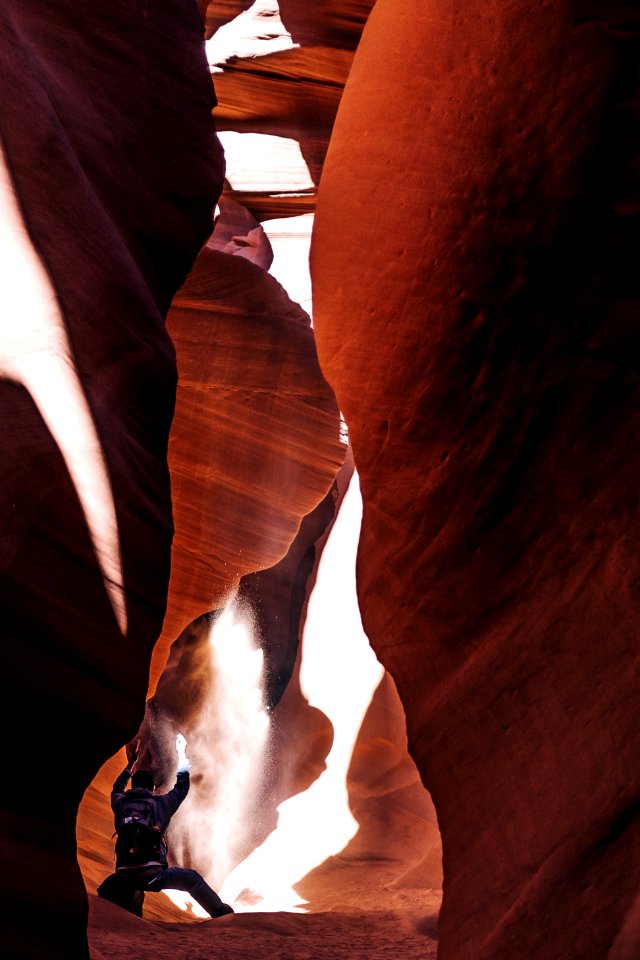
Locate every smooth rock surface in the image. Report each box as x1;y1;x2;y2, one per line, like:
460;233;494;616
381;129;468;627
312;2;640;958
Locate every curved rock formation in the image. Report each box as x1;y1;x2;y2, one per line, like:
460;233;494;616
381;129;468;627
77;0;361;927
152;245;345;686
139;475;346;896
0;3;222;958
208;0;368;222
77;239;345;910
6;1;635;957
207;195;274;269
312;2;640;959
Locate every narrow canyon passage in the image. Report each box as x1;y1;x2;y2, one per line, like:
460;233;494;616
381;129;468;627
78;2;443;942
116;467;442;921
1;2;637;960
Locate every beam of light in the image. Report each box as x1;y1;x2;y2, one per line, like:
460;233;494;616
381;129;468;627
261;213;315;317
206;0;299;73
163;601;269;917
216;470;384;913
0;139;127;634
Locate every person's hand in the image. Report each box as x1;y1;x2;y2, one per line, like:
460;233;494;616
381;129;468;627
176;732;191;773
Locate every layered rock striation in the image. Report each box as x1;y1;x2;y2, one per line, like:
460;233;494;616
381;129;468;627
4;1;636;958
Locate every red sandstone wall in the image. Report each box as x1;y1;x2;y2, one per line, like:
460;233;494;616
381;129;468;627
0;3;222;957
153;246;345;687
5;1;637;956
312;1;640;958
77;0;357;922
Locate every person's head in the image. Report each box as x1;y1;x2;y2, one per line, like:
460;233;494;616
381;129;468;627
131;769;155;792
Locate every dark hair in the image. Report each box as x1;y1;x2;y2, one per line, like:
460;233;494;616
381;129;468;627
131;769;155;791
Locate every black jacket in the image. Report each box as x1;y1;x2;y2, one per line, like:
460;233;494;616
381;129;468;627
110;766;190;870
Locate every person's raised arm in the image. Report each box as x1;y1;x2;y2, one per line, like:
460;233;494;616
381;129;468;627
111;739;140;803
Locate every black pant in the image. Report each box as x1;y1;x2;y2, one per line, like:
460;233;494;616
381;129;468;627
97;866;233;919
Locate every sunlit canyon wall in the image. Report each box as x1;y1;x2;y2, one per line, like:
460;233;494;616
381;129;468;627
312;2;640;960
1;2;638;960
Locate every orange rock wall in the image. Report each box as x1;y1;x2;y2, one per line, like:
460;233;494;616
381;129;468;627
5;1;637;957
312;2;640;958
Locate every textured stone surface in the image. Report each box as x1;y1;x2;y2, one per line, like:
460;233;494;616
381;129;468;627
77;242;345;914
88;896;440;960
152;245;345;685
208;0;369;222
81;448;439;925
312;2;640;959
0;2;222;958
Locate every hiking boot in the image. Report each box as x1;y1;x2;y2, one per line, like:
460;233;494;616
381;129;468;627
214;903;235;917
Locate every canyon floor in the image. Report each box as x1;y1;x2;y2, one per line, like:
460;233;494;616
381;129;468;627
88;892;441;960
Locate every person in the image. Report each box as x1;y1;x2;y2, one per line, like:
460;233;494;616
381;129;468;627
97;733;233;919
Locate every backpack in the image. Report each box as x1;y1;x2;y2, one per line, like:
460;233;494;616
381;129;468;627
114;795;165;868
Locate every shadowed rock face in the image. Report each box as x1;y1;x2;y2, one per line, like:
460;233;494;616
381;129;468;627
312;1;640;958
0;2;222;957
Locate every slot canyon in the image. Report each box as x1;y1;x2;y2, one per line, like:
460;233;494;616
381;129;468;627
0;2;638;960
